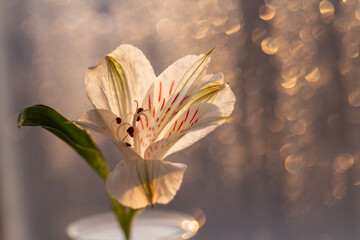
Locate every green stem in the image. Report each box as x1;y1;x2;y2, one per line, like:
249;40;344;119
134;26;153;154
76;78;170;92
111;199;140;240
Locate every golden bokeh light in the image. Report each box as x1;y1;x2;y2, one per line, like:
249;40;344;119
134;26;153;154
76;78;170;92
285;155;304;174
261;37;279;54
290;119;307;135
336;58;352;75
193;20;210;39
281;76;297;89
355;8;360;20
348;90;360;107
225;23;241;35
156;18;177;39
319;0;335;23
345;45;359;58
248;0;360;236
304;66;320;82
333;153;354;173
280;143;298;159
259;5;275;21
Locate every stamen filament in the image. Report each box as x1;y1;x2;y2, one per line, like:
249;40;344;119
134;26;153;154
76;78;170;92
131;100;150;154
132;100;141;153
139;112;148;122
116;122;132;139
122;134;129;141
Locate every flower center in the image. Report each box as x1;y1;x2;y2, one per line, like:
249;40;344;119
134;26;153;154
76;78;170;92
113;100;148;153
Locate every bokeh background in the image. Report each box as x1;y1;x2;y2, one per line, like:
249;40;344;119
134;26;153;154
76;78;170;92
2;0;360;239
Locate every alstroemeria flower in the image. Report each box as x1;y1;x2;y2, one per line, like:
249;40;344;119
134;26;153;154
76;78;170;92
77;44;235;209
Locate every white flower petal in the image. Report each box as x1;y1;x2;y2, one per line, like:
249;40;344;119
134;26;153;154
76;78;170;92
138;49;214;153
144;103;229;160
77;109;121;140
86;44;156;122
109;45;156;104
106;159;187;209
77;109;141;159
114;142;143;161
206;82;236;116
156;72;229;139
161;119;222;159
144;78;236;160
161;83;236;158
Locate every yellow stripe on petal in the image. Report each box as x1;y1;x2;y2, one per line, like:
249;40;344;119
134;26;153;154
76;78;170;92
188;81;224;106
107;56;133;120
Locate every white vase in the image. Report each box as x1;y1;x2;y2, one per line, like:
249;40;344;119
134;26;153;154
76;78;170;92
66;209;200;240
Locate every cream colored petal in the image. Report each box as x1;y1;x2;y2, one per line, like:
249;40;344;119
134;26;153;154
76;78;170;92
144;103;230;160
77;109;141;158
106;159;187;209
114;142;143;161
77;109;121;140
162;83;235;158
161;118;223;159
109;45;156;104
186;72;225;107
139;49;214;152
207;82;236;116
156;72;232;140
144;72;236;160
86;44;156;121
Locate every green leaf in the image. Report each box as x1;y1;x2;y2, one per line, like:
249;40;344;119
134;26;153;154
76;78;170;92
18;104;109;180
18;104;142;240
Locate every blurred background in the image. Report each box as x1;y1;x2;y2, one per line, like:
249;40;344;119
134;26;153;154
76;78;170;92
1;0;360;239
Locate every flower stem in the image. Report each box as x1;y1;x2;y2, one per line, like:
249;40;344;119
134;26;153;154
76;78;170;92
111;198;141;240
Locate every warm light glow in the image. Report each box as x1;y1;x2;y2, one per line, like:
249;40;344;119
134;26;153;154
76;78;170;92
281;76;297;89
348;90;360;107
305;66;320;82
285;155;304;174
319;0;335;24
261;37;279;54
259;5;275;21
14;0;360;238
333;153;354;173
193;20;210;39
156;18;177;39
225;23;241;35
181;220;200;239
319;1;335;15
